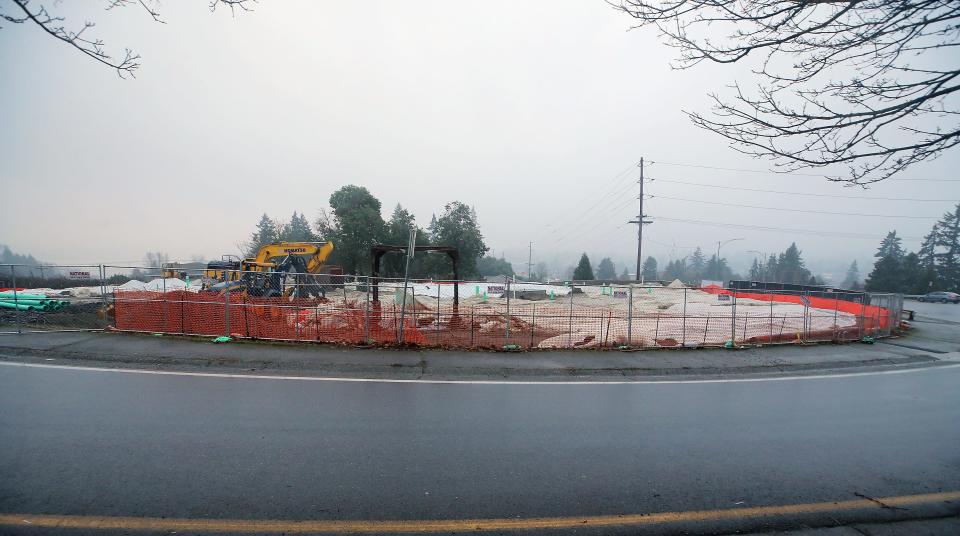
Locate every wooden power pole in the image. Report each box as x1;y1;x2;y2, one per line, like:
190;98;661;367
628;158;652;281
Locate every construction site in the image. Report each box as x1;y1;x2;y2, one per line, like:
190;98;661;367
0;240;903;349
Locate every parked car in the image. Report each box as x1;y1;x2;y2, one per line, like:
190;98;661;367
917;291;960;303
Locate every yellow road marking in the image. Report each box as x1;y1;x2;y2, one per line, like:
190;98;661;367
1;491;958;533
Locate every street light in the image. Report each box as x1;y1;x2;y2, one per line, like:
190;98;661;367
716;238;744;281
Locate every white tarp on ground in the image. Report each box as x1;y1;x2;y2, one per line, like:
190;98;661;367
382;281;576;300
20;285;115;298
116;278;202;292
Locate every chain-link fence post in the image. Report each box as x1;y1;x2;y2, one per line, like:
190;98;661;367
802;290;810;342
874;294;882;337
653;311;660;347
363;276;371;344
11;265;21;334
98;264;107;307
224;283;231;337
627;286;633;347
833;295;839;341
730;291;737;346
703;312;710;346
98;265;108;331
504;279;511;347
530;304;536;348
859;292;867;339
682;287;688;347
162;274;168;333
768;293;774;344
567;284;574;348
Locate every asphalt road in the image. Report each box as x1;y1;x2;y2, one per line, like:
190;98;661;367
2;361;960;535
890;300;960;353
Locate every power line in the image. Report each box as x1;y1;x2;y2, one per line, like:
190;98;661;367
553;193;639;244
654;178;954;202
649;160;960;182
540;161;640;242
651;194;939;219
544;164;643;243
653;215;922;240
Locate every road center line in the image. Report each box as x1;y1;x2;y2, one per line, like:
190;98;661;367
0;359;958;385
2;491;958;533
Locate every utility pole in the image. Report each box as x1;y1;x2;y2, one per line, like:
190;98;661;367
716;237;744;282
628;158;653;281
527;242;533;280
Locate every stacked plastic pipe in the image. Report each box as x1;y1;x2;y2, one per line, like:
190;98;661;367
0;291;69;311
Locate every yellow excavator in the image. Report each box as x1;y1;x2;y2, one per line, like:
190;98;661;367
204;241;335;298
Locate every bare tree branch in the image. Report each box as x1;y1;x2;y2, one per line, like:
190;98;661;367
1;0;257;76
10;0;140;77
615;0;960;184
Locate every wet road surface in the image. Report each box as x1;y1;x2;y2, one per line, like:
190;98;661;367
1;360;959;534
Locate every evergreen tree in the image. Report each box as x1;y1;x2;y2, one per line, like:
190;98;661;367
280;212;315;242
915;264;941;294
932;204;960;290
865;254;902;292
900;253;925;294
663;258;687;282
618;266;630;280
748;258;762;281
918;228;938;267
876;231;905;259
766;253;779;281
381;204;430;277
840;261;860;289
247;213;280;256
572;253;594;280
776;243;812;284
430;201;488;278
596;257;616;279
705;255;732;283
0;245;40;266
641;256;658;281
688;247;706;280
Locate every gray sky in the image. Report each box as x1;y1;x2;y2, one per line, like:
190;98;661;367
2;1;958;281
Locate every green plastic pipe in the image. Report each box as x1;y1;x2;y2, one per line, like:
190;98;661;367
0;298;50;305
0;292;50;301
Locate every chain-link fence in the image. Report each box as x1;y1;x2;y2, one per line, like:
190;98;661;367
0;264;111;333
1;263;904;348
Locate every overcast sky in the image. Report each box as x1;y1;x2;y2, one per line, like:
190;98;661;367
2;1;958;281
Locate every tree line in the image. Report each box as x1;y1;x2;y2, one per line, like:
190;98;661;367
569;242;822;286
246;185;491;279
864;204;960;294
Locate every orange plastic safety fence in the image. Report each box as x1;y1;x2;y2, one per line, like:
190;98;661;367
113;291;424;345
